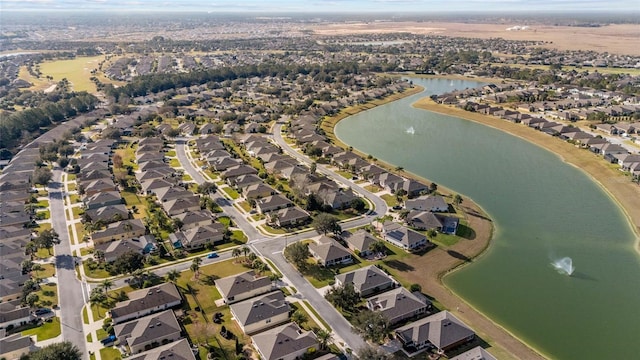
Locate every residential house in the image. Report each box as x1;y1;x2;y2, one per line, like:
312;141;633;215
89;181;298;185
114;310;182;354
229;174;263;190
267;206;310;228
0;302;32;330
222;165;258;181
96;235;158;263
405;195;449;212
395;311;475;355
319;188;359;210
377;172;405;192
84;204;130;224
367;287;431;325
169;224;225;250
382;222;430;251
344;230;379;257
230;291;290;334
83;178;117;196
256;195;293;214
309;236;353;267
243;183;276;200
335;265;395;297
162;195;201;216
0;330;32;360
172;210;215;230
91;219;146;244
109;283;182;324
251;323;318;360
84;191;123;210
402;179;429;197
127;338;195;360
155;186;192;203
450;347;497;360
406;211;443;231
215;271;274;304
140;179;175;195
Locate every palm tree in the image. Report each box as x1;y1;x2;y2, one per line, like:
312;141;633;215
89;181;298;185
25;241;38;260
232;248;242;260
241;246;250;259
453;194;463;206
166;269;180;284
191;258;202;278
291;310;307;326
89;288;107;317
31;263;44;279
101;279;113;298
316;329;332;350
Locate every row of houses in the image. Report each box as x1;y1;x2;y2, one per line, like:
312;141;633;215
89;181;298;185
195;134;314;228
460;101;640;179
104;282;197;358
215;271;321;360
332;265;479;356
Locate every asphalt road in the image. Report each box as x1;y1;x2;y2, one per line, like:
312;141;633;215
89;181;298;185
50;169;88;359
175;134;389;354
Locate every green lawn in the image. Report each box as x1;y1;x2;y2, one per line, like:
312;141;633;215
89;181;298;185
260;224;289;235
34;282;58;308
221;187;240;200
96;328;108;340
36;247;53;259
290;302;321;331
99;347;122;360
82;306;89;324
69;194;81;203
34;263;56;279
230;230;248;244
36;210;50;220
67;183;77;191
75;223;87;244
169;158;181;168
364;184;383;193
237;201;252;212
35;222;52;233
83;261;111;279
380;194;399;207
36;199;49;208
336;170;356;179
38;55;106;93
115;144;138;171
86;333;92;342
72;206;84;219
21;317;61;341
165;150;176;157
304;301;331;331
176;259;249;315
67;174;77;181
182;174;193;182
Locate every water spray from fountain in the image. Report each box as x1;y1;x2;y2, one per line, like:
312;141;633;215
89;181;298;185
406;126;415;135
552;257;574;276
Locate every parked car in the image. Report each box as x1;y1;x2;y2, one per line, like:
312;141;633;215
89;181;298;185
100;335;116;345
34;308;52;316
207;252;219;259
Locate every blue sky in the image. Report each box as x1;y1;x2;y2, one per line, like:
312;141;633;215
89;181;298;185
0;0;638;12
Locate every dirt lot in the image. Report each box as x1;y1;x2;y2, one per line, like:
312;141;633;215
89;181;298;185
312;22;640;55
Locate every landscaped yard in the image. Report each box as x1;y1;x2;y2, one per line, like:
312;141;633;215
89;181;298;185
221;187;240;200
35;222;52;233
230;230;248;245
67;182;77;191
381;194;400;207
176;259;259;360
21;317;61;341
237;201;252;212
290;302;321;331
34;282;58;308
99;347;122;360
364;184;383;193
74;223;86;244
169;158;181;168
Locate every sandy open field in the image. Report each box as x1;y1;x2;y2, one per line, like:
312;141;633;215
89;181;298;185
312;22;640;56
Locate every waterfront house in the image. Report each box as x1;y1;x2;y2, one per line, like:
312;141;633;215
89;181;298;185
395;311;475;355
367;287;431;325
335;265;395;297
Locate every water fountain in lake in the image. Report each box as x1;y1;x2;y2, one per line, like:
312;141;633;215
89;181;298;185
406;126;415;135
552;257;575;276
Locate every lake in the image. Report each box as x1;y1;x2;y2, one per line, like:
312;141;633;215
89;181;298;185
334;77;640;359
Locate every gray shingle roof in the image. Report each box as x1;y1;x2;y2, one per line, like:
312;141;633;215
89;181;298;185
335;265;395;295
251;323;318;360
215;271;272;299
229;291;289;328
110;283;181;322
127;338;196;360
395;311;475;352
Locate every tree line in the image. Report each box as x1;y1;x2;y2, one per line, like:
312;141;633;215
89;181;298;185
0;91;98;154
